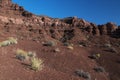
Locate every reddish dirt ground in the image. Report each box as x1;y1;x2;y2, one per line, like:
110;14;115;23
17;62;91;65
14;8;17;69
0;38;110;80
0;25;120;80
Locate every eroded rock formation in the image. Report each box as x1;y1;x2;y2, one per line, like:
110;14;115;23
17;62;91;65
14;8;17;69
0;0;119;42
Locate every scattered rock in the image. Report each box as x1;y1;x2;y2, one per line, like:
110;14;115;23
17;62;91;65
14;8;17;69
94;66;105;72
54;48;60;52
89;53;101;59
107;47;118;53
75;69;91;80
67;45;74;50
42;41;57;46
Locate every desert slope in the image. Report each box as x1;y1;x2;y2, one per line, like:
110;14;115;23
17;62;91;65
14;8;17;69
0;0;120;80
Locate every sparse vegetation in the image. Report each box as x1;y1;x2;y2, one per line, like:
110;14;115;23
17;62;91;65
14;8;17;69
16;49;43;71
16;49;28;61
8;37;18;44
30;57;43;71
75;69;91;80
0;37;17;47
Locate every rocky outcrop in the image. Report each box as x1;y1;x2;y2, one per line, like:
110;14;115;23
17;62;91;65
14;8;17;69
98;22;118;35
90;23;100;36
11;4;24;11
0;0;12;7
106;22;117;34
0;0;119;43
22;11;33;17
0;15;24;24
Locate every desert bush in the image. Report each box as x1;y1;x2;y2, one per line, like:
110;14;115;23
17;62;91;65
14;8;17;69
0;37;17;47
0;41;10;47
43;40;57;46
94;66;105;72
16;49;43;71
16;49;37;61
75;69;91;80
30;57;43;71
8;37;17;44
16;49;28;61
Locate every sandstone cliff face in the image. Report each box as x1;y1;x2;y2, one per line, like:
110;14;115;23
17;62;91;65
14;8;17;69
0;0;119;42
0;0;12;7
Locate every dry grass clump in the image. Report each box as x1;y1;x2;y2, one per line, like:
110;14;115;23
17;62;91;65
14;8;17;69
0;37;17;47
16;49;28;61
16;49;43;71
31;57;43;71
8;37;18;44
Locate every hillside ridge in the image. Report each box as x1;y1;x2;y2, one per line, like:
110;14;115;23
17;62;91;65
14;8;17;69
0;0;120;80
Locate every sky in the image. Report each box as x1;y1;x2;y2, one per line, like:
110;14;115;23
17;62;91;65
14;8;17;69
12;0;120;25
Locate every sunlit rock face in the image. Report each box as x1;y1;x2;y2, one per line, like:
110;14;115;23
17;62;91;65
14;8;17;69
0;0;12;6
